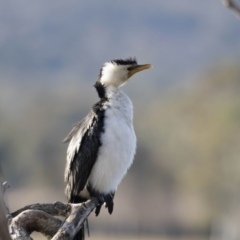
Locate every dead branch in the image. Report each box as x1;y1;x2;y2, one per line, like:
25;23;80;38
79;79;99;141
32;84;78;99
0;201;11;239
11;201;71;218
0;193;11;240
0;181;11;240
9;198;98;240
222;0;240;18
1;182;99;240
10;209;62;240
52;198;99;240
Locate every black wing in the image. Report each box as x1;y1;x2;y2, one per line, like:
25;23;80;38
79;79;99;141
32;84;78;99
64;105;105;202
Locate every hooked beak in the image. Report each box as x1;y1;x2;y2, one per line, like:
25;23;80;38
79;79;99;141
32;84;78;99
128;64;152;78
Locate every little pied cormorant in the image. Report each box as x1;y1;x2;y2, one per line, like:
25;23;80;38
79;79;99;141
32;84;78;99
63;58;152;240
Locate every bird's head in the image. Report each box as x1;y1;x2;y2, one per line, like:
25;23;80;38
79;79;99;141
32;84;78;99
94;58;152;98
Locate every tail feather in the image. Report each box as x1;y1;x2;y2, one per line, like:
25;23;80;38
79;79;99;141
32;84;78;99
73;226;85;240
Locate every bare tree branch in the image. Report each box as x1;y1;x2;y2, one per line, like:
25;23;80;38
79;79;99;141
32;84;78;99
2;181;11;218
222;0;240;18
1;182;99;239
10;209;62;240
0;193;11;240
52;198;99;240
0;181;12;240
11;201;71;218
9;198;99;239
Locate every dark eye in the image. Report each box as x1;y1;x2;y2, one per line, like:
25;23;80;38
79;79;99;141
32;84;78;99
127;66;135;71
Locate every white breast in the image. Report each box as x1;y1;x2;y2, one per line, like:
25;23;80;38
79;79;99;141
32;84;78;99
88;88;136;194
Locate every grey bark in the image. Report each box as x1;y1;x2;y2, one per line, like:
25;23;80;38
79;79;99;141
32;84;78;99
1;182;99;240
222;0;240;18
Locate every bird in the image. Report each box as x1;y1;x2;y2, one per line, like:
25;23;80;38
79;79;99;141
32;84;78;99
63;57;152;240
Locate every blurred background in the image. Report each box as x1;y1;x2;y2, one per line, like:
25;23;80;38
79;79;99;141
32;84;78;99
1;0;240;239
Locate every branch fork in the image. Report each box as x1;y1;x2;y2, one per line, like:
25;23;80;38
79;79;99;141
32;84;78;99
1;182;99;240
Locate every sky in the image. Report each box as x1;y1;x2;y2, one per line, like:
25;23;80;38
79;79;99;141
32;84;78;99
0;0;239;89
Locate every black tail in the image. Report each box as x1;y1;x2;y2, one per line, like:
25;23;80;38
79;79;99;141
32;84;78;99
74;227;85;240
70;196;88;240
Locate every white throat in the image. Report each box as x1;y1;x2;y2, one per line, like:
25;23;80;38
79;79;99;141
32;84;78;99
100;62;129;87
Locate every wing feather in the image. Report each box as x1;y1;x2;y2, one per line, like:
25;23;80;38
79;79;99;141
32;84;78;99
64;106;105;202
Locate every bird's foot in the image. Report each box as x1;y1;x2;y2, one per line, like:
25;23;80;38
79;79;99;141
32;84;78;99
87;186;104;216
92;193;104;216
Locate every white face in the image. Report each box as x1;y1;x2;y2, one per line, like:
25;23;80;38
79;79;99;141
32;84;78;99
100;62;132;87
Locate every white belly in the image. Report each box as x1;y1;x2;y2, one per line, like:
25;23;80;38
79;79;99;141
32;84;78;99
88;90;136;193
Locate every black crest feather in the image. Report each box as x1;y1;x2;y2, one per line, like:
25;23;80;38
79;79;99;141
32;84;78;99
111;57;137;66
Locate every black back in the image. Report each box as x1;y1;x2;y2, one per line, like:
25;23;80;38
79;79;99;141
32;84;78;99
64;100;106;202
